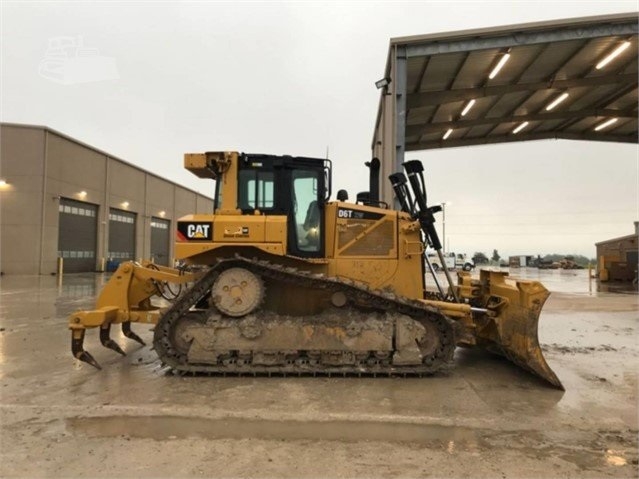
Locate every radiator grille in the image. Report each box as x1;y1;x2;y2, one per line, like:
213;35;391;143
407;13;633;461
339;219;394;256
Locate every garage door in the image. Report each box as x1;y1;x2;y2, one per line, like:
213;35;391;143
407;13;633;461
108;208;136;269
58;198;98;273
150;217;170;266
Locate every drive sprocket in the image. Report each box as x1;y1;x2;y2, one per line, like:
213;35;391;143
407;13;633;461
210;267;264;317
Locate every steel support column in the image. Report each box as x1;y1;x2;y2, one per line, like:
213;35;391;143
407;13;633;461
394;45;407;180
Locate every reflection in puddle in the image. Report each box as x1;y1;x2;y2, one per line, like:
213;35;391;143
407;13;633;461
54;274;103;316
67;415;486;448
447;440;455;454
65;415;636;471
605;449;627;466
597;283;639;294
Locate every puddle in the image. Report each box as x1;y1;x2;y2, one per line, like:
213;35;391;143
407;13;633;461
65;415;638;471
67;415;485;448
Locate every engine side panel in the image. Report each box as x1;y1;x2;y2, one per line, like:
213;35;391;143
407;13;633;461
326;202;425;299
175;214;288;262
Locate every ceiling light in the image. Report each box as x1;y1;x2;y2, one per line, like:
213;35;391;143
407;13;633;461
596;41;631;70
78;190;87;198
461;99;476;116
512;121;529;134
121;201;129;209
443;129;453;140
159;210;166;217
489;53;510;79
594;118;618;131
0;179;7;187
545;92;569;111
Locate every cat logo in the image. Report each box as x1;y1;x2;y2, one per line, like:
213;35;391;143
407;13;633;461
188;224;210;238
177;221;213;241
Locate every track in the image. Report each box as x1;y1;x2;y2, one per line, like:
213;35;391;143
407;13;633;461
153;256;456;376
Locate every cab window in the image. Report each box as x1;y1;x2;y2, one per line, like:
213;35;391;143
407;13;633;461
292;169;321;252
238;170;275;210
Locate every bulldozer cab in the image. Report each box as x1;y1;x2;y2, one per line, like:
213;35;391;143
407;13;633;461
207;152;331;258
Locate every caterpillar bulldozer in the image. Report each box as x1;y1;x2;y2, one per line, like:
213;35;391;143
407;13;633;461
68;151;563;389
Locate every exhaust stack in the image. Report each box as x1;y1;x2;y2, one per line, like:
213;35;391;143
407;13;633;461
365;158;381;204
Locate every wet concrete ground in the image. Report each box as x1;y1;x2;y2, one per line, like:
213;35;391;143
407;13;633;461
1;269;637;478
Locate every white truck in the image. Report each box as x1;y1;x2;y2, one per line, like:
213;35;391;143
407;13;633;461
427;252;474;271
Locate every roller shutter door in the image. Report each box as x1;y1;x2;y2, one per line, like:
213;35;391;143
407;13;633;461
58;198;98;273
108;208;136;270
150;217;170;266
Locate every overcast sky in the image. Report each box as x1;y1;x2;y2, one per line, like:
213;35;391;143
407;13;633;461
1;1;637;259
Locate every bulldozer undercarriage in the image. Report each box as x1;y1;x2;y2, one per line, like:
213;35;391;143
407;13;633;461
153;258;456;375
69;257;563;388
71;258;456;376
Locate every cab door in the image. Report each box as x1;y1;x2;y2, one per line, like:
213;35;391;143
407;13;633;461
287;167;325;258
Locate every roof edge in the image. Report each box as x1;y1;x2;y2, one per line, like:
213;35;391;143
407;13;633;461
595;232;639;245
0;122;213;201
390;12;638;46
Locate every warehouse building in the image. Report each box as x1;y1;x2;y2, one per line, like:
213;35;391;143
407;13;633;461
0;123;213;275
508;255;535;268
595;222;639;282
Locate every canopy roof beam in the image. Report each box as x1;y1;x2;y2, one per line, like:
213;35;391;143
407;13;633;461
407;73;637;109
407;108;637;137
406;130;637;150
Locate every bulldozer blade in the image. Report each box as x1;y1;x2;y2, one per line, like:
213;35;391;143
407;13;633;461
473;272;563;390
122;322;146;346
71;330;102;370
99;324;126;356
481;322;563;390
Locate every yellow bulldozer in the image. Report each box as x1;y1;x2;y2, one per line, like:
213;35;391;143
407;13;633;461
69;151;562;389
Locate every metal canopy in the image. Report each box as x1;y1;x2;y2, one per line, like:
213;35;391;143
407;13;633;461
372;13;638;205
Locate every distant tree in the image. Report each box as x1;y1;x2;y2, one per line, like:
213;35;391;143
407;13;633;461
473;252;489;265
491;249;501;262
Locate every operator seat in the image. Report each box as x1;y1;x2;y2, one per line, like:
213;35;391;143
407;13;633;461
303;200;320;231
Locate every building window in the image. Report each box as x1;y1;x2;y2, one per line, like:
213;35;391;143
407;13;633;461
109;213;134;223
151;221;168;229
